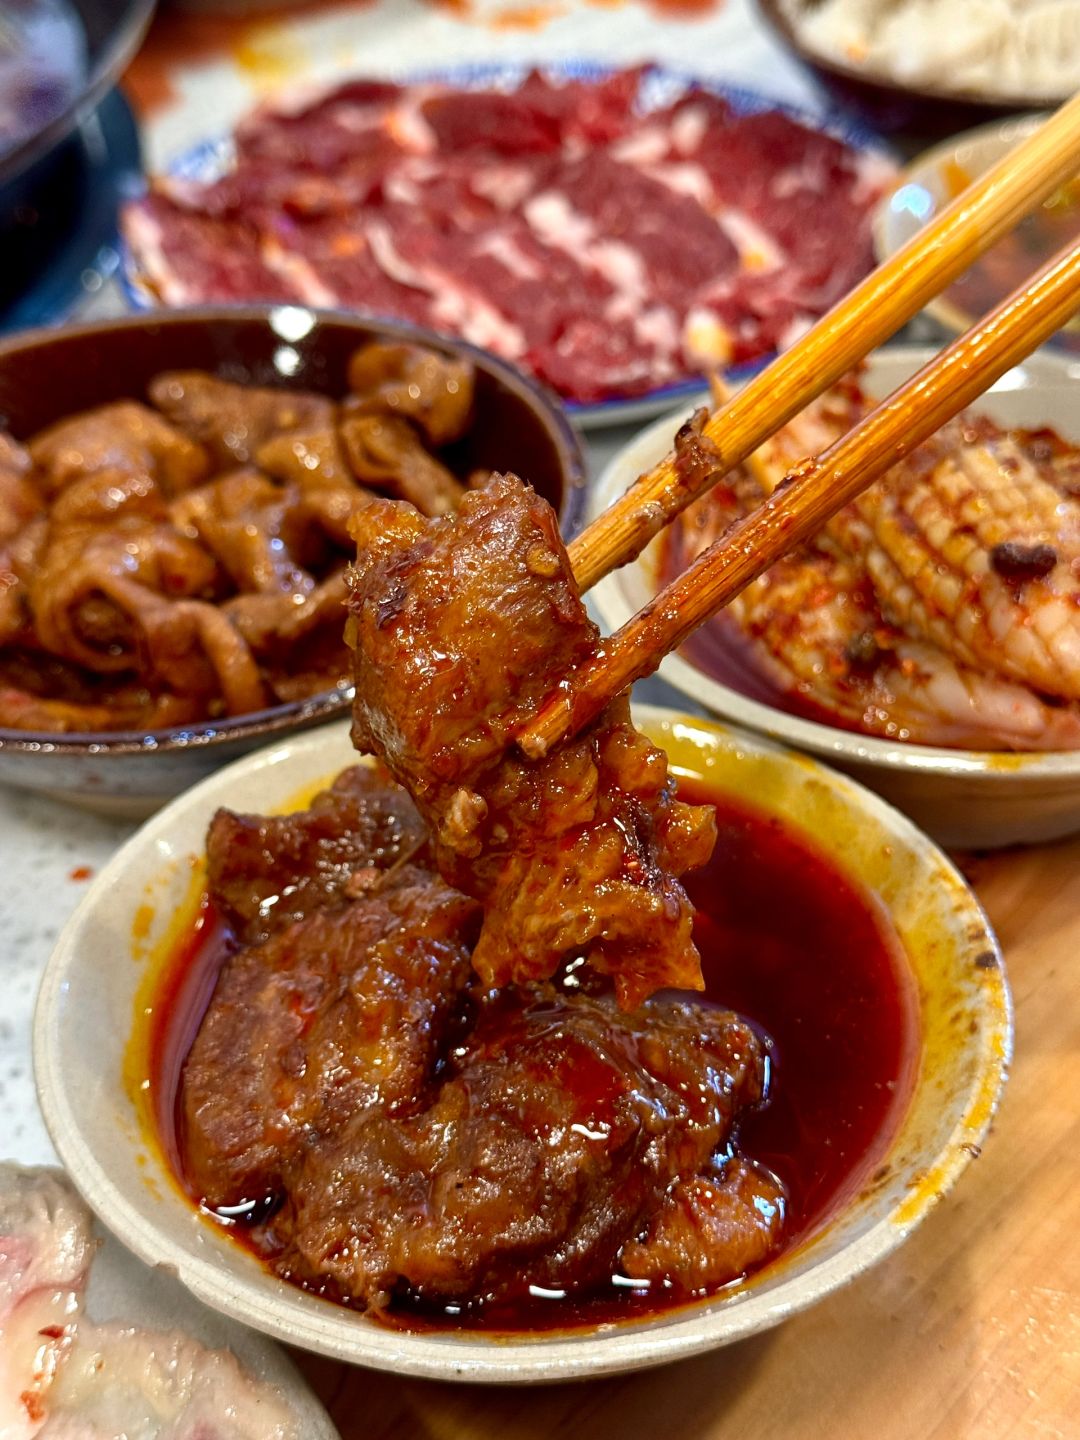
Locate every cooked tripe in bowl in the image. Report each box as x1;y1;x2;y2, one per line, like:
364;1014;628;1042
0;340;475;733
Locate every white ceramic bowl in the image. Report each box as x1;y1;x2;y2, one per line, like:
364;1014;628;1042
873;113;1078;342
591;349;1080;849
34;707;1010;1383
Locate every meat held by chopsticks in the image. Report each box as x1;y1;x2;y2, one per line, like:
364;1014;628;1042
346;472;716;1009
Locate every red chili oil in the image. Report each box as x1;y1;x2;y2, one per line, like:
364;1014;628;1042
145;781;918;1334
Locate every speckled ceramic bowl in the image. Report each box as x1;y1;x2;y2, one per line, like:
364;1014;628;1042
755;0;1063;138
0;308;585;816
591;348;1080;849
873;114;1077;343
34;706;1010;1383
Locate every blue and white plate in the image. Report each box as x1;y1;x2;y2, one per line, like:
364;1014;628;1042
122;62;893;429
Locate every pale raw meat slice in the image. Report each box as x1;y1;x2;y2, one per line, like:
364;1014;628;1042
0;1166;322;1438
0;1167;93;1438
38;1326;304;1439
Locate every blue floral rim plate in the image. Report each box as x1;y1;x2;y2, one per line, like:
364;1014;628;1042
120;60;893;430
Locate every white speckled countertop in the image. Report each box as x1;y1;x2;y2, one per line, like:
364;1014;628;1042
0;787;135;1160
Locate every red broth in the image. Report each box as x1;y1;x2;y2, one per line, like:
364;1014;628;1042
144;780;918;1332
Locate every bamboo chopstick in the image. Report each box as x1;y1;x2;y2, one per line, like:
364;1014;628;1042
568;91;1080;596
517;236;1080;759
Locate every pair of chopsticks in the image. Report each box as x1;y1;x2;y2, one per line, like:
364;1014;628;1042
516;93;1080;759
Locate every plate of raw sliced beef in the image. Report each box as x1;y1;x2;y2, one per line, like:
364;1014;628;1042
122;63;894;426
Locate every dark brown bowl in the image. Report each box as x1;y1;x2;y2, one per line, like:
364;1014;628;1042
755;0;1060;147
0;307;586;814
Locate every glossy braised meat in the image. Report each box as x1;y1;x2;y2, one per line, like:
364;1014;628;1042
205;766;429;945
340;413;465;516
345;342;475;447
0;343;479;732
182;869;477;1210
179;770;786;1313
347;473;716;1010
28;401;210;498
620;1157;785;1289
278;991;770;1308
147;373;336;469
0;434;41;544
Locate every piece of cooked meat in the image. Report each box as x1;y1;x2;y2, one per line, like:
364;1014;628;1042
181;865;478;1210
346;472;716;1009
28;400;210;499
205;765;430;945
148;372;335;468
277;991;767;1308
0;433;42;545
339;412;465;516
345;341;475;447
620;1157;786;1291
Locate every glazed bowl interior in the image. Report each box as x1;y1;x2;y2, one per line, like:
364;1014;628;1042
0;307;584;813
590;348;1080;849
34;707;1010;1383
873;114;1072;338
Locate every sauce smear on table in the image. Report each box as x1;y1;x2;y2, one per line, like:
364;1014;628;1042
143;781;918;1332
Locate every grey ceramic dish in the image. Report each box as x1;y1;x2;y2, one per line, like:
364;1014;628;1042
34;708;1010;1382
0;307;585;815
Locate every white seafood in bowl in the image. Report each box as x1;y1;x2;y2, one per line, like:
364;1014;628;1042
590;348;1080;848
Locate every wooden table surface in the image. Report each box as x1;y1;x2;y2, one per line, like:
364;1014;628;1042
296;835;1080;1439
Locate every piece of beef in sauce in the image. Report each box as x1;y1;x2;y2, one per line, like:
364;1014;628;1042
181;870;478;1211
346;472;716;1010
184;766;480;1209
206;764;429;945
278;991;775;1309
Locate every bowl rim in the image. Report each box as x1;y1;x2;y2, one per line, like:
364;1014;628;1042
0;0;157;190
754;0;1069;113
0;305;585;755
590;345;1080;781
872;112;1064;338
33;705;1012;1382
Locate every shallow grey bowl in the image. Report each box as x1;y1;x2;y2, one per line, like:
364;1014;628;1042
34;708;1010;1382
0;307;585;816
590;348;1080;849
